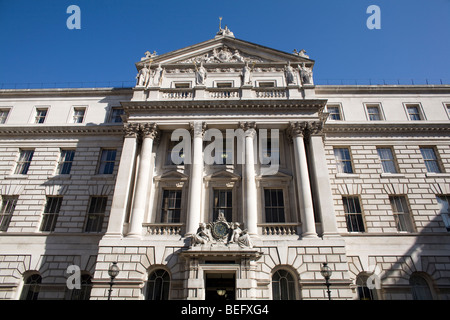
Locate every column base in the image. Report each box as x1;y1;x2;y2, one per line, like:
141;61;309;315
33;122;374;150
301;232;319;239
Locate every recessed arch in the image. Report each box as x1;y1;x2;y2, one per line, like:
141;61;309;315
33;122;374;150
271;265;299;300
145;267;171;300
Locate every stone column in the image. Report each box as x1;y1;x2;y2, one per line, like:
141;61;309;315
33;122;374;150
186;121;206;236
127;123;159;238
288;122;318;238
105;123;139;237
240;121;258;235
307;122;340;237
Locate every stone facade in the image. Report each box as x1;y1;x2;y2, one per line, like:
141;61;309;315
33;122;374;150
0;30;449;300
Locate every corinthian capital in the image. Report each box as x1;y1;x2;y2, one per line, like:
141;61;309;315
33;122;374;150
306;121;324;136
190;121;206;138
287;121;308;139
123;123;140;138
140;122;159;140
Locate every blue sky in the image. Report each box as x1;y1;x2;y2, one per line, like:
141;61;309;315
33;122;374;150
0;0;449;88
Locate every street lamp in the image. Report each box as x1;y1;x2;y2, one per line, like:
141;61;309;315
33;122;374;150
320;262;332;300
107;262;120;300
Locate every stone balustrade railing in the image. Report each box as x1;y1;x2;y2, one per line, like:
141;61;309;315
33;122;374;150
144;223;183;236
259;223;299;236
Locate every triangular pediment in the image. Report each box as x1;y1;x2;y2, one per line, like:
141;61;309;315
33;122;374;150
155;170;189;181
205;169;241;181
136;36;313;69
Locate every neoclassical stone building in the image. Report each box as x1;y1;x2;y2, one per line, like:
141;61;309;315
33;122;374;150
0;28;449;300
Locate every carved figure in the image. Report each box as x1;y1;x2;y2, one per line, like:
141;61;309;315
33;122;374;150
151;63;164;87
300;64;313;85
241;61;252;85
229;222;253;248
285;62;297;85
195;62;207;85
136;64;150;87
191;223;213;246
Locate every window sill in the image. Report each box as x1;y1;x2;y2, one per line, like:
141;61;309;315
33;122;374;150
5;174;28;180
380;173;405;178
335;173;360;178
47;174;72;180
425;172;450;178
91;174;114;180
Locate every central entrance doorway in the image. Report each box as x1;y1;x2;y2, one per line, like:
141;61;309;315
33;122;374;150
205;273;236;300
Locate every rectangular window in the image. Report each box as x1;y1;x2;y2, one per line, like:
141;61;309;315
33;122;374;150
0;109;10;124
97;149;117;174
436;196;450;231
342;196;365;232
327;105;342;121
167;140;185;165
334;148;353;174
366;104;383;121
174;82;190;88
110;107;124;123
258;81;276;88
216;82;233;88
84;196;107;232
160;190;182;223
57;150;75;175
0;196;18;231
264;189;285;223
14;149;34;174
420;147;441;173
40;197;62;232
406;105;423;120
35;108;48;124
377;148;398;173
72;107;86;123
389;196;414;232
213;189;232;221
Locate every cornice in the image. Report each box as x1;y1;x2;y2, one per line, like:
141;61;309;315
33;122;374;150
0;124;124;136
121;99;327;111
324;122;450;134
315;85;450;95
0;87;133;98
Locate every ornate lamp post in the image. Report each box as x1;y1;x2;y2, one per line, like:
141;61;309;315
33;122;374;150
107;262;120;300
320;262;333;300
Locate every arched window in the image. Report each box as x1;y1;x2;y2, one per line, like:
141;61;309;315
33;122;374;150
356;274;377;300
20;274;42;300
70;274;93;300
272;269;296;300
409;273;433;300
146;269;170;300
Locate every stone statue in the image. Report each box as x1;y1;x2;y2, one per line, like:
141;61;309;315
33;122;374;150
241;61;252;85
151;63;164;87
136;63;150;87
195;62;207;85
229;222;253;248
300;63;313;85
191;223;213;246
285;62;297;85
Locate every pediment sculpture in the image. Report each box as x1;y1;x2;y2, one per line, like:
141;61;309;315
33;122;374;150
178;46;265;64
190;213;253;248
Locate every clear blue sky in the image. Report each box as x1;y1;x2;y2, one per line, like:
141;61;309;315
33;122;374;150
0;0;449;87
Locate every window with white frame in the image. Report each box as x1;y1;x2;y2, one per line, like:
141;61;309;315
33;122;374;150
97;149;117;174
420;147;442;173
160;189;182;223
334;147;354;174
40;196;63;232
406;104;423;120
436;195;450;231
34;108;48;124
377;147;398;173
272;269;296;300
57;149;75;175
366;104;383;121
389;196;414;232
342;196;365;232
84;196;107;232
0;109;10;124
213;189;232;221
326;105;342;121
14;149;34;174
72;107;86;123
0;196;18;231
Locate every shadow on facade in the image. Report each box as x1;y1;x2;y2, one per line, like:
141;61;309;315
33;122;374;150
348;213;450;300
